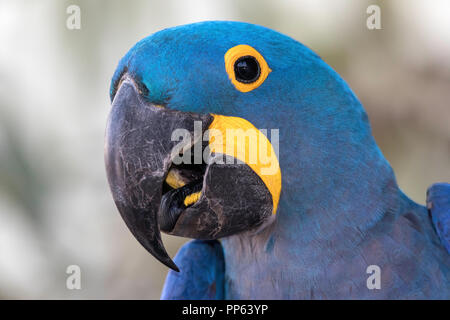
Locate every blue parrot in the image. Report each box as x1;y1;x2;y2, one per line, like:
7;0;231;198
104;21;450;299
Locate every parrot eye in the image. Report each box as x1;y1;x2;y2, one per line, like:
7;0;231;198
234;56;260;83
224;45;271;93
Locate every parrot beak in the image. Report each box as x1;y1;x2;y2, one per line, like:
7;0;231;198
104;76;212;271
105;75;280;271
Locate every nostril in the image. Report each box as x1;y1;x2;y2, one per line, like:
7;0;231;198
110;67;128;102
110;68;150;102
135;77;150;98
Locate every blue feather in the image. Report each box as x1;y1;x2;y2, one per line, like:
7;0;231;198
427;183;450;253
161;240;224;300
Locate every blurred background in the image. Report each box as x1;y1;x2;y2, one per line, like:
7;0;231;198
0;0;449;299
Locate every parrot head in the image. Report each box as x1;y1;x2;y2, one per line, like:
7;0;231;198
105;21;371;271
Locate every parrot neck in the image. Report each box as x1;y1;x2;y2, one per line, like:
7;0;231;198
274;127;411;244
219;125;421;299
223;100;422;264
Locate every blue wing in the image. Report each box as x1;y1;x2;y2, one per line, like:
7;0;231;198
160;240;225;300
427;183;450;253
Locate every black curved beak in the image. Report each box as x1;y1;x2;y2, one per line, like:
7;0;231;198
104;77;212;271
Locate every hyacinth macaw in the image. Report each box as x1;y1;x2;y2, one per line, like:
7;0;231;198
104;21;450;299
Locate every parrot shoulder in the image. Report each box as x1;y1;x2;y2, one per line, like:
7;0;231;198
427;183;450;253
161;240;225;299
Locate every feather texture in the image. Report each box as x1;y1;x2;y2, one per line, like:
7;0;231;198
427;183;450;253
161;240;224;300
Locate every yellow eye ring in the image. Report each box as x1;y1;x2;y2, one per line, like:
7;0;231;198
224;45;271;93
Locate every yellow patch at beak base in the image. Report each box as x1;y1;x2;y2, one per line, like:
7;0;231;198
208;115;281;214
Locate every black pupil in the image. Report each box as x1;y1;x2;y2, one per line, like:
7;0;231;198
234;56;260;83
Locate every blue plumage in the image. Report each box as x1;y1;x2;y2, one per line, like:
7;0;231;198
427;183;450;253
161;240;224;300
111;21;450;299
